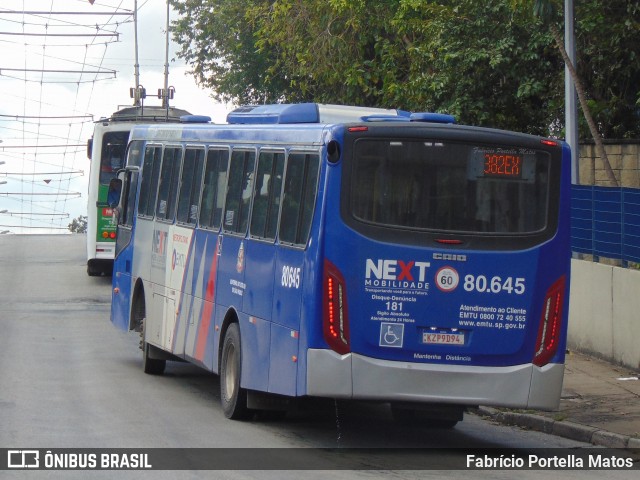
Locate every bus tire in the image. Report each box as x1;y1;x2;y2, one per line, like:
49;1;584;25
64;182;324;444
87;260;101;277
220;323;251;420
142;340;166;375
134;295;165;375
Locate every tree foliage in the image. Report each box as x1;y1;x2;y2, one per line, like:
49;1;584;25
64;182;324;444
576;0;640;139
171;0;290;104
68;215;87;234
170;0;640;139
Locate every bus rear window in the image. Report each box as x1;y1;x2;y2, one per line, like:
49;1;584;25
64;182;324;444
350;140;550;235
100;131;128;185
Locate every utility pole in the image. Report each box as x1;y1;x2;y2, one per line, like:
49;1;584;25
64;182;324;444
162;0;170;111
133;0;141;106
565;0;579;184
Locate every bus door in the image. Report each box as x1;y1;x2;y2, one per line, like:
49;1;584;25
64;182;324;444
149;146;183;351
269;151;320;395
111;166;140;331
183;147;229;370
244;150;285;392
216;149;256;310
215;149;261;384
167;147;205;357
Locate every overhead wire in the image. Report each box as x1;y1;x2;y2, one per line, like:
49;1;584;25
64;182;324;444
59;0;127;229
0;0;132;233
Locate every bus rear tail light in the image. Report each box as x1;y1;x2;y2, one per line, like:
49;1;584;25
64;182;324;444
533;276;566;367
323;260;350;355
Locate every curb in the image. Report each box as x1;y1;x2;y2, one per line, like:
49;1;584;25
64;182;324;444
475;407;639;451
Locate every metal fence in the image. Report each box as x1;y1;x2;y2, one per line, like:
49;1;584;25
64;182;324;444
571;186;640;264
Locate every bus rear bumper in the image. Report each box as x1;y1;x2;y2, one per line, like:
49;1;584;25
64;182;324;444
306;349;564;411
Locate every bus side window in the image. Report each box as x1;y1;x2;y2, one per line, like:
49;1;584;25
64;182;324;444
223;150;256;234
279;152;320;246
199;148;229;229
250;151;284;240
138;146;162;217
155;147;183;221
176;148;205;225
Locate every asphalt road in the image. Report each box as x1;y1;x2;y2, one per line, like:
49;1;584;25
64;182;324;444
0;234;636;479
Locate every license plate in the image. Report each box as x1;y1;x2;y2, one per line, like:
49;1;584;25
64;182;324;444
423;332;464;345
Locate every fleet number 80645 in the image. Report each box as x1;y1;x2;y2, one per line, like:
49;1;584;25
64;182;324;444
463;275;525;295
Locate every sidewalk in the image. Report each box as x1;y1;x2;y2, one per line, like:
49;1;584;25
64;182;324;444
476;351;640;450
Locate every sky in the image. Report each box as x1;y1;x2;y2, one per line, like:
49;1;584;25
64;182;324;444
0;0;231;234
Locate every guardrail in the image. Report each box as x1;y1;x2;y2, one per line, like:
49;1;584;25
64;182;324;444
571;186;640;264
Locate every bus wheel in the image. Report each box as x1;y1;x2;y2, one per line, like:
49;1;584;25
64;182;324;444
142;335;166;375
220;323;251;420
134;296;165;375
87;261;101;277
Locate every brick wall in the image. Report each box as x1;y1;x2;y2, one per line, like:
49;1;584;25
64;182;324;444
579;141;640;187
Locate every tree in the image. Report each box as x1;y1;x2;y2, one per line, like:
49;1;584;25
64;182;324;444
170;0;639;147
170;0;292;104
68;215;88;234
171;0;563;131
390;0;563;134
574;1;640;140
511;0;619;186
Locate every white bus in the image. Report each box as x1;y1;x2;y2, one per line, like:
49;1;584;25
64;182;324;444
86;105;190;276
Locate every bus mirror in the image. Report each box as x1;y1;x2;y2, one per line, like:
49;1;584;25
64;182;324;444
87;138;93;159
107;178;122;208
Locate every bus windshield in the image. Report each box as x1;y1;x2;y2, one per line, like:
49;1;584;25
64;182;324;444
350;139;551;235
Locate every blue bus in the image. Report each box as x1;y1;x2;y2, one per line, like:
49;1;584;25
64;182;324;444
111;103;571;426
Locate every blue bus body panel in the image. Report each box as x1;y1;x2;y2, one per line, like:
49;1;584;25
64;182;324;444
216;235;245;312
312;137;572;370
268;323;299;395
267;247;306;395
322;236;569;367
111;234;134;331
240;313;271;393
244;240;276;322
176;230;219;370
111;188;137;332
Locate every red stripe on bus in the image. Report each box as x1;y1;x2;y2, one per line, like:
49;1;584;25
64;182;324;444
195;240;219;362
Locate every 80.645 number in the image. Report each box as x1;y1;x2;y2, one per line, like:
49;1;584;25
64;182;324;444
463;274;525;295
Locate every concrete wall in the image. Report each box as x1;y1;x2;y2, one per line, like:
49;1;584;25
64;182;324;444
572;141;640;368
568;259;640;370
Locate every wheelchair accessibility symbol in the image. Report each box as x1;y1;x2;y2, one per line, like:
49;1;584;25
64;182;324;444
379;322;404;348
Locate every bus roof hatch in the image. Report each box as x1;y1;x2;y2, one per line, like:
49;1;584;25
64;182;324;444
226;103;455;125
227;103;408;125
